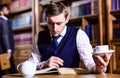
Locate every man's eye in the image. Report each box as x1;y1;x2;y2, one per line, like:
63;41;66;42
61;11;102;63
56;22;62;25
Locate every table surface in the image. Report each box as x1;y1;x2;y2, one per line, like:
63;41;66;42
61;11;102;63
2;73;120;78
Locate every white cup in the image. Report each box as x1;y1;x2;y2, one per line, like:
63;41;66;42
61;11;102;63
17;61;37;78
94;45;109;53
93;45;114;54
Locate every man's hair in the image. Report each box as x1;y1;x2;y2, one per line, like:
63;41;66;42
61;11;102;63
45;2;68;18
0;4;8;11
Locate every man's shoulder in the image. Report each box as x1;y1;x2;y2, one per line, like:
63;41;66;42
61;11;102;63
67;26;80;33
0;17;7;23
38;28;49;36
0;17;3;24
0;17;3;21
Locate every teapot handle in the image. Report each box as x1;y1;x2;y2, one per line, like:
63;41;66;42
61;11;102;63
17;62;23;73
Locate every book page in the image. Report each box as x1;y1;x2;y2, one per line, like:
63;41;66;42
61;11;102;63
58;68;90;74
36;67;91;75
36;67;58;74
58;68;76;74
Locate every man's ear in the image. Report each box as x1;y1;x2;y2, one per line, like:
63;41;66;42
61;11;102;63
65;16;70;24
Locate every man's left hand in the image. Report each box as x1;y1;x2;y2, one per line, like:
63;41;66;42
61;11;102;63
6;52;11;59
93;53;112;73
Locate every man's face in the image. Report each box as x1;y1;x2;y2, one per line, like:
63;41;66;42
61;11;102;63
3;7;9;15
46;13;69;37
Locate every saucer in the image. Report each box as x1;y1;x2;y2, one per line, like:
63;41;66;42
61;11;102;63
93;50;115;54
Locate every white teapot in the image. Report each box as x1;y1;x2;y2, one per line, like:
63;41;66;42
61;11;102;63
17;61;37;78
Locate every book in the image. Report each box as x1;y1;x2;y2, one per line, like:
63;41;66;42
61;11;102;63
112;19;120;39
35;67;91;75
0;53;11;70
86;24;92;40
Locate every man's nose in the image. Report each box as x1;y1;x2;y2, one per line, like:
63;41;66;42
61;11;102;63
53;23;58;31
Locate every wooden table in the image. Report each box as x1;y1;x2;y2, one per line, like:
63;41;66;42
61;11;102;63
2;73;120;78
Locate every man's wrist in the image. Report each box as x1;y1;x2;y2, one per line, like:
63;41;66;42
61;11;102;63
95;66;107;73
39;61;48;69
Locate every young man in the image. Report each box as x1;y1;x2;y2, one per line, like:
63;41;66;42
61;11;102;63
28;2;112;73
0;4;17;77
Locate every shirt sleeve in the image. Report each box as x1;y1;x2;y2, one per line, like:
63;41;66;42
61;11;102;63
76;29;96;72
27;51;41;63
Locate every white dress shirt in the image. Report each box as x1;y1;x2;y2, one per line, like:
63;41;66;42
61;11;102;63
27;26;96;72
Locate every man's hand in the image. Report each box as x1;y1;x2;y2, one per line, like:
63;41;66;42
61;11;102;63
93;53;112;73
40;56;64;69
6;52;11;59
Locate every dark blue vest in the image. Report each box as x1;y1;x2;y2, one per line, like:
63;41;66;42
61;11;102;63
37;26;80;68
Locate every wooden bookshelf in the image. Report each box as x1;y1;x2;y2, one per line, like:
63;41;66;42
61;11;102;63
10;5;32;14
5;0;34;67
106;0;120;73
13;45;32;66
12;25;32;32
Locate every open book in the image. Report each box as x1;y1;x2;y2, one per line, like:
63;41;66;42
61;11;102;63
36;67;91;74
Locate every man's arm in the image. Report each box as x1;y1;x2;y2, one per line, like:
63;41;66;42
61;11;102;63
2;20;11;52
76;29;111;73
76;29;96;71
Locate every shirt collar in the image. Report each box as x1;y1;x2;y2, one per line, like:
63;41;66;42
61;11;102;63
60;26;67;37
0;15;8;20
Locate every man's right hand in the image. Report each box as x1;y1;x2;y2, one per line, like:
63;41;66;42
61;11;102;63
40;56;64;69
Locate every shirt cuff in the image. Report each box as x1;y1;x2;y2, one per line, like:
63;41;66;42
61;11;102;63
7;49;12;53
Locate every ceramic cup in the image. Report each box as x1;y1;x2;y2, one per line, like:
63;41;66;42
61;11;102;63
17;61;37;78
93;45;114;57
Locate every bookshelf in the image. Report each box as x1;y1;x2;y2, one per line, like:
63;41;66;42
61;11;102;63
106;0;120;73
6;0;34;67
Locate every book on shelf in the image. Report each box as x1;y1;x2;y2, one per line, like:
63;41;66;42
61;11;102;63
93;0;98;14
71;0;98;18
85;24;99;42
14;32;32;45
9;0;32;12
36;67;90;75
111;0;120;11
91;24;99;42
112;19;120;39
86;24;92;41
10;11;32;29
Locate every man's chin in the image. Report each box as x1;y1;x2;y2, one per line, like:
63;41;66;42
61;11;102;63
53;34;59;37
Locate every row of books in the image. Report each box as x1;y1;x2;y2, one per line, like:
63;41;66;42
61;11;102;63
111;0;120;11
71;0;98;18
14;32;32;45
8;0;32;12
85;24;99;41
40;0;98;22
112;19;120;39
10;12;32;29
